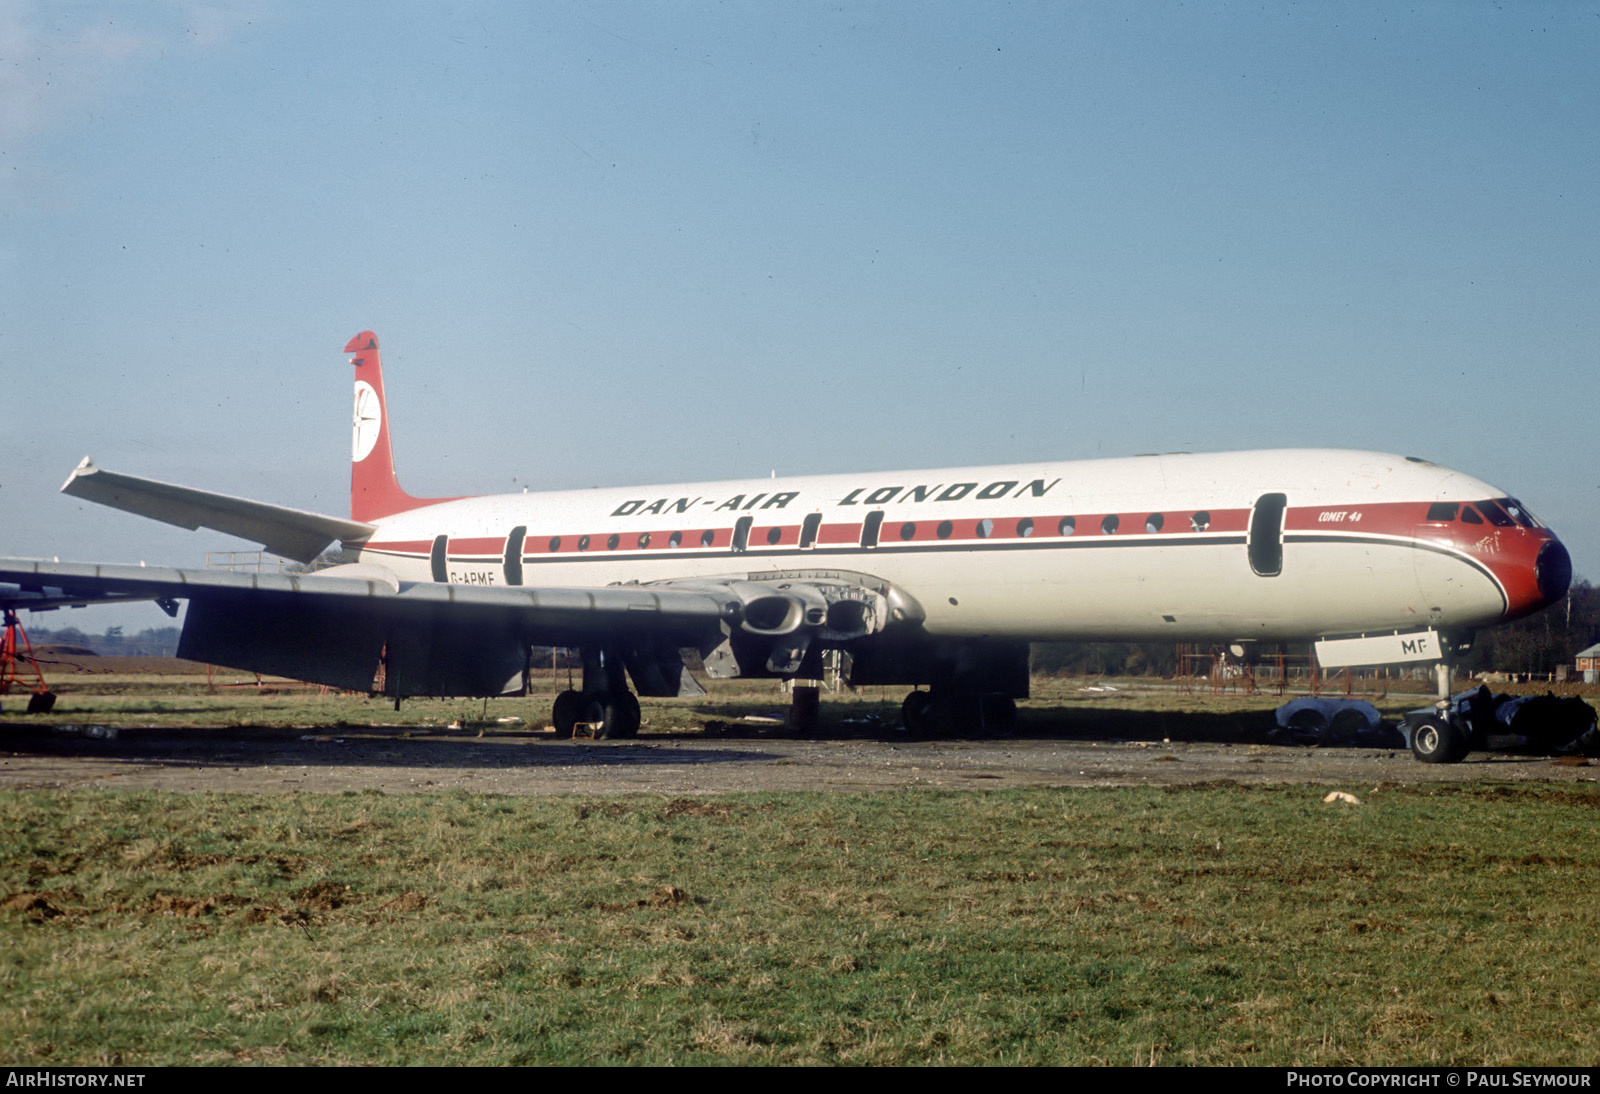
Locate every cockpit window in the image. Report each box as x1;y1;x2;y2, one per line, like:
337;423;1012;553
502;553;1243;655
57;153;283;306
1426;502;1459;522
1497;497;1540;529
1460;506;1483;525
1476;500;1516;528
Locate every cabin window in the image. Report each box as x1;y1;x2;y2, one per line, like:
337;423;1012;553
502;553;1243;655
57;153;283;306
900;522;916;540
976;518;993;539
430;534;448;582
1059;516;1076;536
1017;518;1034;538
668;531;683;547
504;526;526;586
578;535;590;552
699;529;715;547
936;520;953;540
606;533;620;550
1248;492;1287;577
548;536;562;552
1190;511;1210;532
638;533;651;548
1145;513;1164;533
1101;514;1119;535
766;526;782;545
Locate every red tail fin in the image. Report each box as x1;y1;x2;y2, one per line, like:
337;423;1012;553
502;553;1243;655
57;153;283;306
346;331;459;522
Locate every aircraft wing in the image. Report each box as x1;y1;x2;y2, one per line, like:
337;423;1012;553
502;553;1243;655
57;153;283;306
0;558;737;696
0;582;160;614
60;459;376;564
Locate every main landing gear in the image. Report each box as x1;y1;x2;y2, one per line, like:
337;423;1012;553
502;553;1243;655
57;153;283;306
550;649;640;739
551;688;640;739
900;690;1017;738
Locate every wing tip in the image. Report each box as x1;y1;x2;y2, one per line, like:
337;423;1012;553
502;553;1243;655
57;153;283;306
61;456;96;493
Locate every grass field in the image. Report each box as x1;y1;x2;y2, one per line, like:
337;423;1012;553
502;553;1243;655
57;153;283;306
4;781;1599;1065
4;670;1598;1065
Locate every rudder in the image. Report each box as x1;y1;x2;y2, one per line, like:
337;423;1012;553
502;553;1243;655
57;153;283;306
346;331;458;522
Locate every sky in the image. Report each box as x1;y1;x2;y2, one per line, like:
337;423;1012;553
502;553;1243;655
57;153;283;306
3;1;1597;633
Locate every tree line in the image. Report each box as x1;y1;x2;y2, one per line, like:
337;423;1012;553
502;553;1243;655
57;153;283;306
22;624;182;658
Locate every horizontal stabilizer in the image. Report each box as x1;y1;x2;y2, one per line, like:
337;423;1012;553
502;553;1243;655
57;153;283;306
61;458;375;564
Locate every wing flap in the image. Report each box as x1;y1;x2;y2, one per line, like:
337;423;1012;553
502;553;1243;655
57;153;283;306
61;459;376;563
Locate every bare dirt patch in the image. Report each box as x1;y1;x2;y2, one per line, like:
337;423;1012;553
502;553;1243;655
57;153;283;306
145;894;228;918
2;892;65;919
31;647;214;676
0;719;1595;795
4;670;1596;794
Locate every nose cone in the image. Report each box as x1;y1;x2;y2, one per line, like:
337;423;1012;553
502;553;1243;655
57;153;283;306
1536;538;1572;604
1496;530;1571;623
1418;515;1570;627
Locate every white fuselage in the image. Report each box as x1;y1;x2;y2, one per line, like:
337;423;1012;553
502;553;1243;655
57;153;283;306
351;449;1545;645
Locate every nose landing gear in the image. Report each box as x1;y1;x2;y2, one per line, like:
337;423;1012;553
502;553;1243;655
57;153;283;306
1409;661;1470;764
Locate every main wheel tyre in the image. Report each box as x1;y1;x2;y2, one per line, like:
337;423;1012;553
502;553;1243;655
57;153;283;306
595;692;641;739
576;695;608;736
551;689;583;738
1410;715;1469;764
980;694;1018;737
948;695;987;737
601;697;640;738
901;691;934;737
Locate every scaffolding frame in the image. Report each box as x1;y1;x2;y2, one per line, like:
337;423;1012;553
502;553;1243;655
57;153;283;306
1;610;56;712
1176;642;1391;699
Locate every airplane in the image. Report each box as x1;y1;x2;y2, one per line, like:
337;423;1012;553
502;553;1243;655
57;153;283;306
0;331;1573;762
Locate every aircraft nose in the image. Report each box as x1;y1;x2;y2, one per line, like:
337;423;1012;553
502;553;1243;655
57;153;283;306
1536;537;1572;604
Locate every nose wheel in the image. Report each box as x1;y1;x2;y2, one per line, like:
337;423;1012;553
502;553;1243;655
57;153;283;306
1409;660;1470;764
1409;715;1469;763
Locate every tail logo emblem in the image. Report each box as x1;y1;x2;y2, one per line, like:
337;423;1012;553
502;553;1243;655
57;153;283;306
353;381;381;462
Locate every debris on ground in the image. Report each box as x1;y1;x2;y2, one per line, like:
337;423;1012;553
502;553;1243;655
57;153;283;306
1400;686;1599;756
1273;698;1395;747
